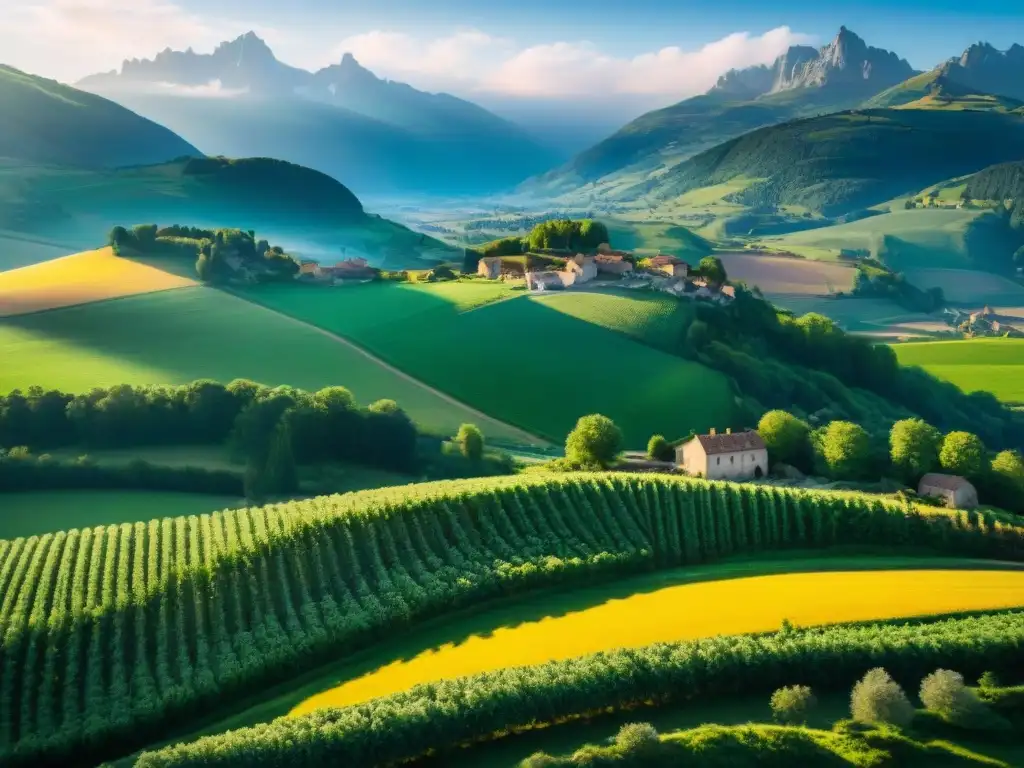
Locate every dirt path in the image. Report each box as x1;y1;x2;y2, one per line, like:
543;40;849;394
239;298;548;447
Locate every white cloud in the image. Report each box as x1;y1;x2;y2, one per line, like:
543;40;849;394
152;79;250;98
330;26;814;100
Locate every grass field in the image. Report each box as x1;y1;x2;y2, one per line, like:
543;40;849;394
0;286;528;440
290;567;1024;717
0;490;242;539
893;337;1024;403
531;289;693;348
606;220;713;258
239;282;735;444
771;296;948;337
0;231;79;272
902;267;1024;305
716;251;857;296
0;246;196;316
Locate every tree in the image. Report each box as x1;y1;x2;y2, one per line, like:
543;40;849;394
613;723;659;754
108;226;129;254
646;435;674;462
455;424;484;461
850;668;914;727
368;399;400;415
698;256;727;287
939;431;986;478
814;421;871;480
131;224;158;249
757;410;811;470
770;685;817;724
565;414;622;469
991;449;1024;491
920;669;998;728
889;418;941;480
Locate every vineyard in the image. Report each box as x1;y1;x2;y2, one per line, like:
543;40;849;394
0;473;1022;765
136;610;1024;767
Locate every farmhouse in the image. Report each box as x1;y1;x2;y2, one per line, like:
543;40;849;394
564;254;598;284
477;256;502;279
677;428;767;481
595;252;633;275
649;254;689;278
525;271;565;291
299;260;319;276
918;473;978;509
326;257;377;282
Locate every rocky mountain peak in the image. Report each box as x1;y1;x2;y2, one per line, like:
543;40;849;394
938;39;1024;102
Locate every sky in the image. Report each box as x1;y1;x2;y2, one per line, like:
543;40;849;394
3;0;1024;110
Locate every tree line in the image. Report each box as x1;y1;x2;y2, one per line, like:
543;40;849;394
475;219;611;258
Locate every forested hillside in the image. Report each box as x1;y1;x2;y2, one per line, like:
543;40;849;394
0;65;199;168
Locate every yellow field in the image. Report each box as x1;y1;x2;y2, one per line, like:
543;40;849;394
0;247;196;316
291;569;1024;717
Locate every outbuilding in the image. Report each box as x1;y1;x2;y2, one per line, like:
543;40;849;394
918;473;978;509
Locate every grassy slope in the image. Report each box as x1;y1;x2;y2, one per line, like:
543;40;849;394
0;64;198;168
114;554;1017;760
892;338;1024;403
0;490;244;540
0;247;196;316
645;109;1024;216
0;286;526;439
293;567;1024;717
237;282;735;445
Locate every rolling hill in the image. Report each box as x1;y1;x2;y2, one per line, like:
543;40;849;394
0;64;198;168
78;33;558;195
632;108;1024;216
0;156;456;271
867;71;1024;112
526;27;916;199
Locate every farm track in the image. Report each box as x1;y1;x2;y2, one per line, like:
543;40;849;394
227;291;547;446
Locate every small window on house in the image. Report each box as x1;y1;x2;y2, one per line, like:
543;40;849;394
730;456;735;464
716;457;720;465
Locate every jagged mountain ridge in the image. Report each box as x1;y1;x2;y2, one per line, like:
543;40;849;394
527;27;918;196
79;33;558;194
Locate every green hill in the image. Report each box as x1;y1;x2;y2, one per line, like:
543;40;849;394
636;109;1024;216
0;64;199;168
0;156;455;270
964;160;1024;229
866;71;1024;112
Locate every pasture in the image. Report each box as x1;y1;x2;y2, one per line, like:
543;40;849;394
290;567;1024;717
715;251;857;296
892;337;1024;403
0;286;526;440
242;282;735;444
0;490;243;539
605;220;712;258
531;289;692;348
0;247;196;316
901;267;1024;305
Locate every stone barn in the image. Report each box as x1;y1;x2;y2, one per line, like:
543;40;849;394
918;473;978;509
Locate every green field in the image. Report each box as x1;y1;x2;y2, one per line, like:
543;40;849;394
239;282;735;444
902;267;1024;305
893;338;1024;403
0;286;528;440
605;220;713;258
531;289;692;348
0;489;242;539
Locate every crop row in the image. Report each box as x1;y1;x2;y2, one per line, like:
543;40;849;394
0;473;1021;765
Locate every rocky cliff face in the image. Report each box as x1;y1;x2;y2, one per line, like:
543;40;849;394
939;42;1024;101
769;27;915;93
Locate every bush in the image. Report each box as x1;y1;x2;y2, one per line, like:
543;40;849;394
455;423;484;461
850;668;914;727
889;418;941;480
614;722;660;753
757;410;811;470
646;434;674;462
770;685;818;724
939;431;986;478
978;671;1001;689
920;669;1001;729
814;420;872;480
565;414;623;469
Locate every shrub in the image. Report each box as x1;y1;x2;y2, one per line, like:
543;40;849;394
757;410;811;470
939;431;986;478
920;669;1000;729
978;671;1000;689
647;434;674;462
455;424;485;461
889;418;941;480
850;668;914;727
565;414;623;469
814;420;872;480
614;722;660;753
770;685;818;724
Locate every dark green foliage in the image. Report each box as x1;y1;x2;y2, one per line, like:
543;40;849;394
813;421;872;480
479;236;527;257
757;411;811;471
455;424;485;461
647;435;674;462
853;264;945;312
889;419;941;481
0;64;198;168
0;449;242;495
133;610;1024;767
964;161;1024;231
527;219;610;252
697;256;728;286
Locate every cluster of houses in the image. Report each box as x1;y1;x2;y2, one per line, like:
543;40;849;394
478;244;734;302
298;257;378;284
644;426;979;510
944;306;1023;338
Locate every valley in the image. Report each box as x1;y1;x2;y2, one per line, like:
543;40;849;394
3;13;1024;768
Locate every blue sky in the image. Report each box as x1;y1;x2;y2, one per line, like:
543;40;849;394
3;0;1023;107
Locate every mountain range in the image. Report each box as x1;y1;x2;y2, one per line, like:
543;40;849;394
78;33;558;196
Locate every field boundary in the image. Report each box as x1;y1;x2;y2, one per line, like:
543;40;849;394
224;289;548;446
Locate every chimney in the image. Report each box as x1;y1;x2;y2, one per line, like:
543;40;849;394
726;428;732;435
709;428;716;436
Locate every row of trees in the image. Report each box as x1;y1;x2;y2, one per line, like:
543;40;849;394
757;409;1024;511
5;472;1018;765
0;380;419;478
133;611;1024;767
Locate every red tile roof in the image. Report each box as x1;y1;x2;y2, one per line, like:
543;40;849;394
693;430;765;455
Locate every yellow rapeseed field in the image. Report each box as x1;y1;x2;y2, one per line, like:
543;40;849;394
0;247;196;316
291;569;1024;717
